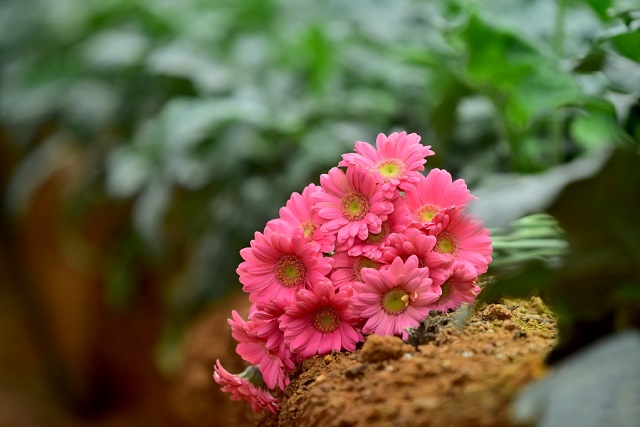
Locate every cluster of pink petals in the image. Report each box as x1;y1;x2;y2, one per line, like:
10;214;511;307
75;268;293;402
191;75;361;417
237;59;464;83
425;206;493;275
213;361;279;414
405;168;476;226
237;225;333;305
313;166;394;248
428;262;481;312
340;132;435;198
216;131;492;414
346;196;411;259
228;310;294;391
353;255;440;339
280;281;363;359
267;184;335;253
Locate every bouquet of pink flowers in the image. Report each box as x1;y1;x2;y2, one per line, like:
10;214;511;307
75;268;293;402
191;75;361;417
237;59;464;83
214;131;493;413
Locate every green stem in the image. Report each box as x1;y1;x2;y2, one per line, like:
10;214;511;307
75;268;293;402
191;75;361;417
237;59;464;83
493;96;524;171
552;0;566;55
551;0;567;165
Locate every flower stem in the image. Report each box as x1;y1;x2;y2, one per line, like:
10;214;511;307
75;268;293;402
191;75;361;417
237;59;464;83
551;0;567;165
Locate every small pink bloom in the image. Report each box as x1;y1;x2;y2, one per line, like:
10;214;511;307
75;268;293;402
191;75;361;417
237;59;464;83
251;300;288;351
237;226;333;306
228;311;295;391
339;132;435;198
213;361;279;414
346;196;411;259
280;281;364;359
330;252;384;294
425;207;493;275
352;255;439;339
381;228;451;271
404;169;476;225
267;184;335;253
313;166;394;247
428;262;480;312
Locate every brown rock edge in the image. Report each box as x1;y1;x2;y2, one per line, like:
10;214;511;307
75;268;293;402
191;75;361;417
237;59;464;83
174;297;556;427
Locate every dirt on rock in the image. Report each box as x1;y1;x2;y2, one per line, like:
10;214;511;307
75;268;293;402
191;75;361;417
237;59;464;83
175;296;557;427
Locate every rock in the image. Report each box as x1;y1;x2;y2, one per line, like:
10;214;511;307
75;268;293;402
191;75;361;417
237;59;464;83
358;335;413;364
482;304;513;321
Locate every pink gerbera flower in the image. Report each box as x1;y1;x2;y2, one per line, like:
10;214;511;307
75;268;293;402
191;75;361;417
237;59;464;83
313;166;394;247
280;281;363;360
237;226;333;306
228;311;295;391
339;132;435;198
352;255;439;339
428;262;480;312
346;196;411;259
381;228;451;271
330;252;384;294
250;299;288;351
213;360;279;414
426;207;493;275
404;169;476;225
267;184;335;253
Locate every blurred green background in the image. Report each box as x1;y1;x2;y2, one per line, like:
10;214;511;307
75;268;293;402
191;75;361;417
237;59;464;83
0;0;638;425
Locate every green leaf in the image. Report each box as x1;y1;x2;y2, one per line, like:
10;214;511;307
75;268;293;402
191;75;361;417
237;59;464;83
610;28;640;63
452;12;585;129
624;100;640;144
570;109;620;152
573;48;607;73
586;0;613;21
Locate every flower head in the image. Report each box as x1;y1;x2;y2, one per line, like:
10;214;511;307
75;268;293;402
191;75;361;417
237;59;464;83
330;252;383;294
428;262;480;312
267;184;335;253
347;196;411;259
381;227;451;271
237;226;333;306
228;310;294;391
426;207;493;275
313;166;394;247
213;360;279;414
250;299;288;350
339;132;435;198
352;255;439;339
280;281;363;360
404;169;476;225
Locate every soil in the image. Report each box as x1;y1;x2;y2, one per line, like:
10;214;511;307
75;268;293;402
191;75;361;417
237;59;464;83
174;295;557;427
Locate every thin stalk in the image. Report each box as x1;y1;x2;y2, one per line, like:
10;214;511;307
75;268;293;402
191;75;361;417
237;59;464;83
493;95;524;171
551;0;567;165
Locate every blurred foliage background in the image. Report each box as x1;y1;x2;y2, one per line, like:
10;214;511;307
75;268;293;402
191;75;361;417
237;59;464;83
0;0;639;423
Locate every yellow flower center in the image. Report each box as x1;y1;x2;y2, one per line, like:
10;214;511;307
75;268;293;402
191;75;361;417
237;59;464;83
354;257;380;281
381;287;410;315
275;255;306;287
376;159;406;180
301;220;316;238
311;307;340;333
434;231;459;256
365;221;390;245
341;192;370;221
417;204;439;222
435;281;452;305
